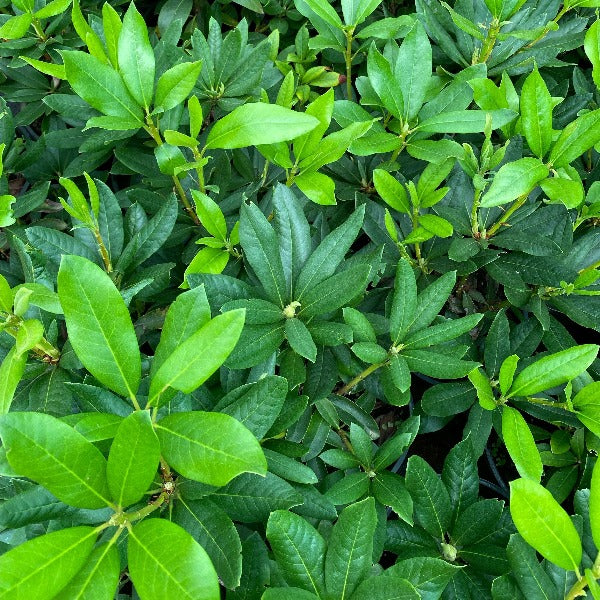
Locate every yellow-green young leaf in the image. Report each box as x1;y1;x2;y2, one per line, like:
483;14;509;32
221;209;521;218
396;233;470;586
510;478;582;571
184;247;229;279
572;381;600;438
590;458;600;550
206;103;320;149
155;411;267;486
293;89;334;160
15;318;43;356
585;20;600;89
188;95;203;138
102;2;122;67
0;527;97;599
53;542;120;600
480;157;549;207
367;44;404;120
373;169;410;214
499;354;519;396
20;56;66;79
0;194;15;227
502;406;542;482
107;410;160;507
0;274;11;312
148;309;244;406
0;347;27;414
154;61;202;113
118;3;154;108
58;255;141;399
191;190;227;239
128;519;219;600
295;171;336;205
417;109;517;133
467;367;496;410
61;50;143;121
0;412;112;508
508;345;598;398
550;108;600;168
0;13;32;39
34;0;72;19
419;214;453;238
520;66;553;158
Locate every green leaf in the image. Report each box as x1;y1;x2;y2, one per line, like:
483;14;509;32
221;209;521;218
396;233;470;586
21;56;66;79
373;169;410;214
298;265;371;319
502;406;543;482
372;471;413;524
325;471;370;504
0;412;111;508
0;347;27;414
192;190;227;240
480;158;549;207
206;103;319;149
499;354;519;396
417;109;517;133
510;478;582;571
128;519;219;600
520;66;553;158
173;498;242;590
591;458;600;556
107;410;160;507
507;344;598;398
53;543;120;600
294;171;336;206
549;108;600;168
467;367;496;410
239;202;287;307
405;455;452;538
58;255;141;399
367;44;404;120
404;349;479;379
419;214;453;237
262;589;319;600
295;205;365;299
0;13;32;39
0;527;97;599
34;0;72;19
155;411;267;486
405;313;482;349
342;0;382;26
352;342;388;364
351;576;421;600
61;50;143;121
285;318;317;362
325;497;377;600
397;21;431;121
384;557;461;598
266;510;326;597
295;0;343;29
102;2;121;67
117;3;154;109
390;259;417;343
572;381;600;438
148;310;245;406
442;438;479;520
406;270;456;336
155;61;203;112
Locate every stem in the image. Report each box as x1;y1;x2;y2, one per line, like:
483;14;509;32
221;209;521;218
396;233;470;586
129;393;142;412
578;258;600;275
474;17;501;64
336;362;385;396
471;188;482;237
344;28;355;99
144;118;201;226
337;427;355;454
122;492;168;524
31;18;47;42
93;229;113;273
34;337;60;361
565;552;600;600
486;194;527;238
520;5;570;52
192;147;206;194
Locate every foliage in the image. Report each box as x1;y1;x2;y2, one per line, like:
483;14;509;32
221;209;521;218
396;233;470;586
0;0;600;598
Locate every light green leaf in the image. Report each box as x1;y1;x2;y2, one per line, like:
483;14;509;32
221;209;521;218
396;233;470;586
507;345;598;398
0;13;32;39
0;411;111;508
590;457;600;551
549;108;600;168
390;259;417;343
419;214;453;237
510;478;582;571
418;109;517;133
0;527;97;599
467;367;496;410
155;61;203;112
367;44;404;120
325;498;377;599
21;56;66;79
572;381;600;438
191;191;227;240
155;411;267;486
61;50;143;121
148;310;245;406
480;157;549;207
34;0;72;19
499;354;519;396
342;0;382;25
502;406;543;482
352;576;420;600
107;410;160;507
373;169;410;214
0;347;27;414
58;255;141;399
295;171;336;205
520;66;553;158
128;519;219;600
206;103;319;149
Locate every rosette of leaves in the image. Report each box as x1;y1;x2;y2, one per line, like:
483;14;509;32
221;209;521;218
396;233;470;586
195;185;374;368
386;441;513;597
190;17;276;114
416;0;588;76
341;258;482;406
